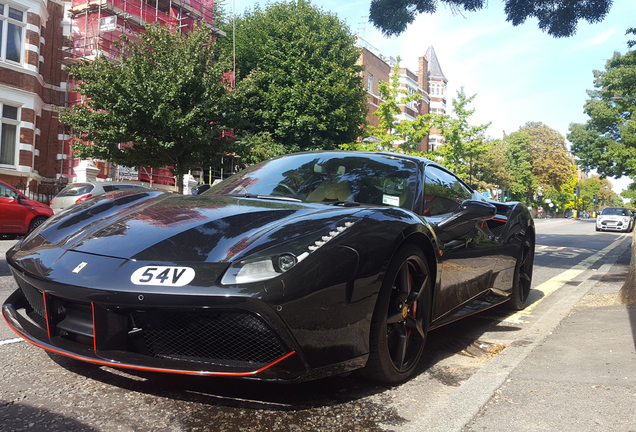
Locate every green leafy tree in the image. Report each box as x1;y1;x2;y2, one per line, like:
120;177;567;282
502;131;537;204
470;138;515;192
232;132;286;166
432;87;491;184
59;24;235;193
517;122;575;191
368;0;612;38
218;0;367;152
569;31;636;179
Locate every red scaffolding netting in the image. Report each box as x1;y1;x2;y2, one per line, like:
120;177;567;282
63;0;221;186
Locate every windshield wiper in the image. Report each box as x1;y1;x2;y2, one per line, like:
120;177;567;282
322;201;361;207
255;195;302;202
227;193;302;203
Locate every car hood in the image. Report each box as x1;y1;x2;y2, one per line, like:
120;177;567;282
599;214;628;220
10;190;365;264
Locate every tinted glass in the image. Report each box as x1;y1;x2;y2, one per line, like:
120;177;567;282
210;152;418;209
57;184;94;197
601;208;625;216
423;166;472;216
114;184;145;190
0;182;18;198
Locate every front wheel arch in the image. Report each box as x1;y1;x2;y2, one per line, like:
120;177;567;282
28;216;47;233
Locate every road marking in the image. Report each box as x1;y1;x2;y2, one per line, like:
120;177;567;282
506;232;630;323
0;337;24;346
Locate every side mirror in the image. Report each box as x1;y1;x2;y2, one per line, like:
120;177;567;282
456;200;497;221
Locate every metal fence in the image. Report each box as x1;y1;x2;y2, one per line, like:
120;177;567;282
12;178;68;205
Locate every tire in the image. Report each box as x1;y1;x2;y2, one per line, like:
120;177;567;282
28;216;47;234
596;225;600;232
364;244;432;384
507;233;535;310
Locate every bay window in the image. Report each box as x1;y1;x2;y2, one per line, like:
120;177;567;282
0;2;25;64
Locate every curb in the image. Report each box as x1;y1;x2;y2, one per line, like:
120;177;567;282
407;236;631;432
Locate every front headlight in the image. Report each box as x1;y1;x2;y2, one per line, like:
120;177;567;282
623;217;630;224
220;252;300;284
221;219;358;285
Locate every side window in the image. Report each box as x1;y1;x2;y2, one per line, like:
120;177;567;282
0;182;18;198
102;185;115;192
423;166;472;216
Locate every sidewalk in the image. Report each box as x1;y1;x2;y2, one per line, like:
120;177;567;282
464;244;636;431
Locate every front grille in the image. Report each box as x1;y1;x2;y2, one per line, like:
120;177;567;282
131;310;289;368
489;224;505;238
17;279;47;329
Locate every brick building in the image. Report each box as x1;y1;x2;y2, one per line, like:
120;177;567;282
0;0;68;197
0;0;222;200
356;37;448;152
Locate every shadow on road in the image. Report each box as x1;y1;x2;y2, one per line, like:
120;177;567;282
0;402;96;431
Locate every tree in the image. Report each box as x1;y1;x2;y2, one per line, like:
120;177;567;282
502;131;537;204
470;138;515;192
432;87;491;184
59;24;235;193
517;122;575;191
368;0;612;38
232;132;286;167
218;0;367;152
569;31;636;179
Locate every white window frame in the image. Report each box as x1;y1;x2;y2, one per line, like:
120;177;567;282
0;2;26;65
0;102;20;168
367;73;373;92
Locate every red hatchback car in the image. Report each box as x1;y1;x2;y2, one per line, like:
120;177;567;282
0;180;54;238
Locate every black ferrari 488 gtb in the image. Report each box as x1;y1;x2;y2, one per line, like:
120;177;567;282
3;151;534;383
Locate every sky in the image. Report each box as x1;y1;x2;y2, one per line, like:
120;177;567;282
226;0;635;191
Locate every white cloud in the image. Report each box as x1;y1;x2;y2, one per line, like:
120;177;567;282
578;29;616;48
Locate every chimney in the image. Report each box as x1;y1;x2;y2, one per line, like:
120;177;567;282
418;55;428;94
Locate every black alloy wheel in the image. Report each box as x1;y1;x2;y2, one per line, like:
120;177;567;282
508;234;535;310
28;217;47;233
364;244;431;384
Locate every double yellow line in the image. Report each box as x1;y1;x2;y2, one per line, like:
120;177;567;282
506;233;630;323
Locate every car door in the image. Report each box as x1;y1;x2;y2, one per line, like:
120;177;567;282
420;165;498;321
0;182;28;233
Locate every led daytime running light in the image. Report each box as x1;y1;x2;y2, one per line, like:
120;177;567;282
308;221;356;253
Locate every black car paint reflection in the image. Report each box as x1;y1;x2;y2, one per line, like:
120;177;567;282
3;151;534;383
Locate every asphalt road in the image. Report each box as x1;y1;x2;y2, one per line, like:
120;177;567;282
0;218;631;431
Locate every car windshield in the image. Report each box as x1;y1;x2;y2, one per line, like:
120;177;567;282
209;152;419;209
57;184;94;197
601;208;625;216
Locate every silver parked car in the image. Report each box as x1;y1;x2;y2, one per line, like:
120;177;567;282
50;182;150;213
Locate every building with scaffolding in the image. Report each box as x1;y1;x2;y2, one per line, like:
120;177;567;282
0;0;223;200
63;0;225;187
